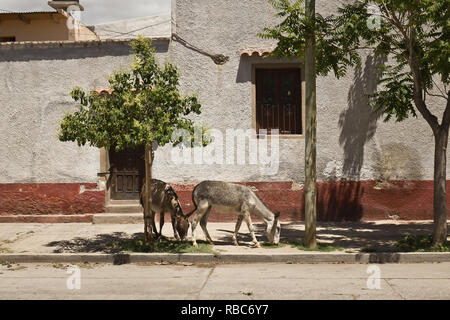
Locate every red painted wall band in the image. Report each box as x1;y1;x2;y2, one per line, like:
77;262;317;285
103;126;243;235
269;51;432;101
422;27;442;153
0;183;105;215
0;181;447;221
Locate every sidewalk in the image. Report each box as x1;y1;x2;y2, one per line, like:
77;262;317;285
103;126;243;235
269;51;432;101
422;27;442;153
0;220;449;264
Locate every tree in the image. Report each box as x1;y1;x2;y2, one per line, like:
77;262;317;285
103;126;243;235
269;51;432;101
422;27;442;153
262;0;449;245
304;0;318;248
59;36;205;250
262;0;322;248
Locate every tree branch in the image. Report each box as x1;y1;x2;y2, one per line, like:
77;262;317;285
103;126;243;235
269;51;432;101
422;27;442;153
441;91;450;129
425;90;449;100
431;78;449;99
407;29;439;133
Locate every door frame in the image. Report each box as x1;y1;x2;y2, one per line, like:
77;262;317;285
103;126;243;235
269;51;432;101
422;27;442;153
100;147;144;206
251;62;306;139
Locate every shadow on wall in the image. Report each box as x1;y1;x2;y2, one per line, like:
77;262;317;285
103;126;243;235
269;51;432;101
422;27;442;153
236;55;252;83
338;56;383;179
317;181;364;221
236;55;303;84
316;56;382;221
0;41;169;63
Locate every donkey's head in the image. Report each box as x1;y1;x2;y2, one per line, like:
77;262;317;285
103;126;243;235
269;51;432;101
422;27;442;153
265;212;281;245
171;199;190;240
175;215;190;240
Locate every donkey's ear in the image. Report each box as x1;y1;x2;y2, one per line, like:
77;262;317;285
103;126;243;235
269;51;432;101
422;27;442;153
274;212;280;219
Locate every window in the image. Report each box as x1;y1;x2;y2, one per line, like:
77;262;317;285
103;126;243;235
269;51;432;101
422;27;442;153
255;68;302;135
0;37;16;43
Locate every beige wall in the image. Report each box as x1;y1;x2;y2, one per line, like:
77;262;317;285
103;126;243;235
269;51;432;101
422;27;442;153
0;13;97;42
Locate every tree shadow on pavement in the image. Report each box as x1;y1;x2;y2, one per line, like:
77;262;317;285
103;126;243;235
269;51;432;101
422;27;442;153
46;232;215;254
215;221;444;252
279;221;441;251
46;232;145;254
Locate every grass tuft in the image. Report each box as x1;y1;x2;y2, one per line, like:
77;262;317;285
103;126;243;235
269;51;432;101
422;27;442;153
261;241;343;251
289;242;344;252
396;235;450;252
261;242;287;249
111;237;219;255
0;241;13;254
0;248;13;254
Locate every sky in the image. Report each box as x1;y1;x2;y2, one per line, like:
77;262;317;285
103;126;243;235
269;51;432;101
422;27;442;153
0;0;170;25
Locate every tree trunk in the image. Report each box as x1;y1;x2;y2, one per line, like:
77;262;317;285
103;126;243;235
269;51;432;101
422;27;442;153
304;0;317;248
144;144;154;251
433;127;448;246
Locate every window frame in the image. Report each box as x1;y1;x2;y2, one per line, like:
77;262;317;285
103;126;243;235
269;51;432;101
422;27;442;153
252;63;305;139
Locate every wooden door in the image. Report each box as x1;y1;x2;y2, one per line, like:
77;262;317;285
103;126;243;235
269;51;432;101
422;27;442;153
109;146;145;200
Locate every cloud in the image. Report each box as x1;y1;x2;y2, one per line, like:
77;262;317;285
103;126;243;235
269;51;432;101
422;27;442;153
0;0;170;25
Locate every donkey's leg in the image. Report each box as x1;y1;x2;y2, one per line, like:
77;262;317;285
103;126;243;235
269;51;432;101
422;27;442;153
243;212;261;248
159;211;165;237
171;214;181;241
200;206;213;244
191;200;209;248
233;215;244;246
151;210;159;238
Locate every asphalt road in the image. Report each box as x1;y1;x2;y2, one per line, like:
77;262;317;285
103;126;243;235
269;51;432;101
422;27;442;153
0;262;449;300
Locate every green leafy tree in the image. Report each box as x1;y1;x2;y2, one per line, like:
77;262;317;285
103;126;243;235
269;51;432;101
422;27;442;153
261;0;449;245
59;36;206;250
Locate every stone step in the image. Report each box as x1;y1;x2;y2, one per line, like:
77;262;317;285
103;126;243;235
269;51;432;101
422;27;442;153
109;199;140;205
105;204;143;214
93;213;144;224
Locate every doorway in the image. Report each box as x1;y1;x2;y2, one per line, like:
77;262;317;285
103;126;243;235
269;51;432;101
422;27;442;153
108;146;145;200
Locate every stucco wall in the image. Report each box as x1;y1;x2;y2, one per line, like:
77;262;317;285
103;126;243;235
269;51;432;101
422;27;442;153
93;14;171;40
0;40;169;184
155;0;449;184
1;1;445;186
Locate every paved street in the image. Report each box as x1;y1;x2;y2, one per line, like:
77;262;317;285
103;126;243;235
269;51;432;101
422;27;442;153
0;262;449;300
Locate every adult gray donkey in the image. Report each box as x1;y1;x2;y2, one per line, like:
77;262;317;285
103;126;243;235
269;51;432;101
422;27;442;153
186;181;281;248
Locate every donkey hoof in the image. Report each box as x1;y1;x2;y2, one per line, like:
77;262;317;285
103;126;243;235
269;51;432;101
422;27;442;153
252;242;261;248
233;241;239;247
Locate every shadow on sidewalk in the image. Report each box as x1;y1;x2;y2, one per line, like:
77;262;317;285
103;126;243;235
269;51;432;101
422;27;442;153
47;232;145;254
279;221;437;251
45;221;447;253
217;221;442;252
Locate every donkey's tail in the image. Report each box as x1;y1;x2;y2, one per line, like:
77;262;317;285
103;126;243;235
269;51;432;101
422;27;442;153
184;186;198;218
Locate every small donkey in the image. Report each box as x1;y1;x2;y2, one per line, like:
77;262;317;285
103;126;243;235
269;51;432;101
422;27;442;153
140;179;190;240
186;181;281;248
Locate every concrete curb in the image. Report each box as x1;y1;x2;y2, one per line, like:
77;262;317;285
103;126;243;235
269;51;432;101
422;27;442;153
1;252;450;264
